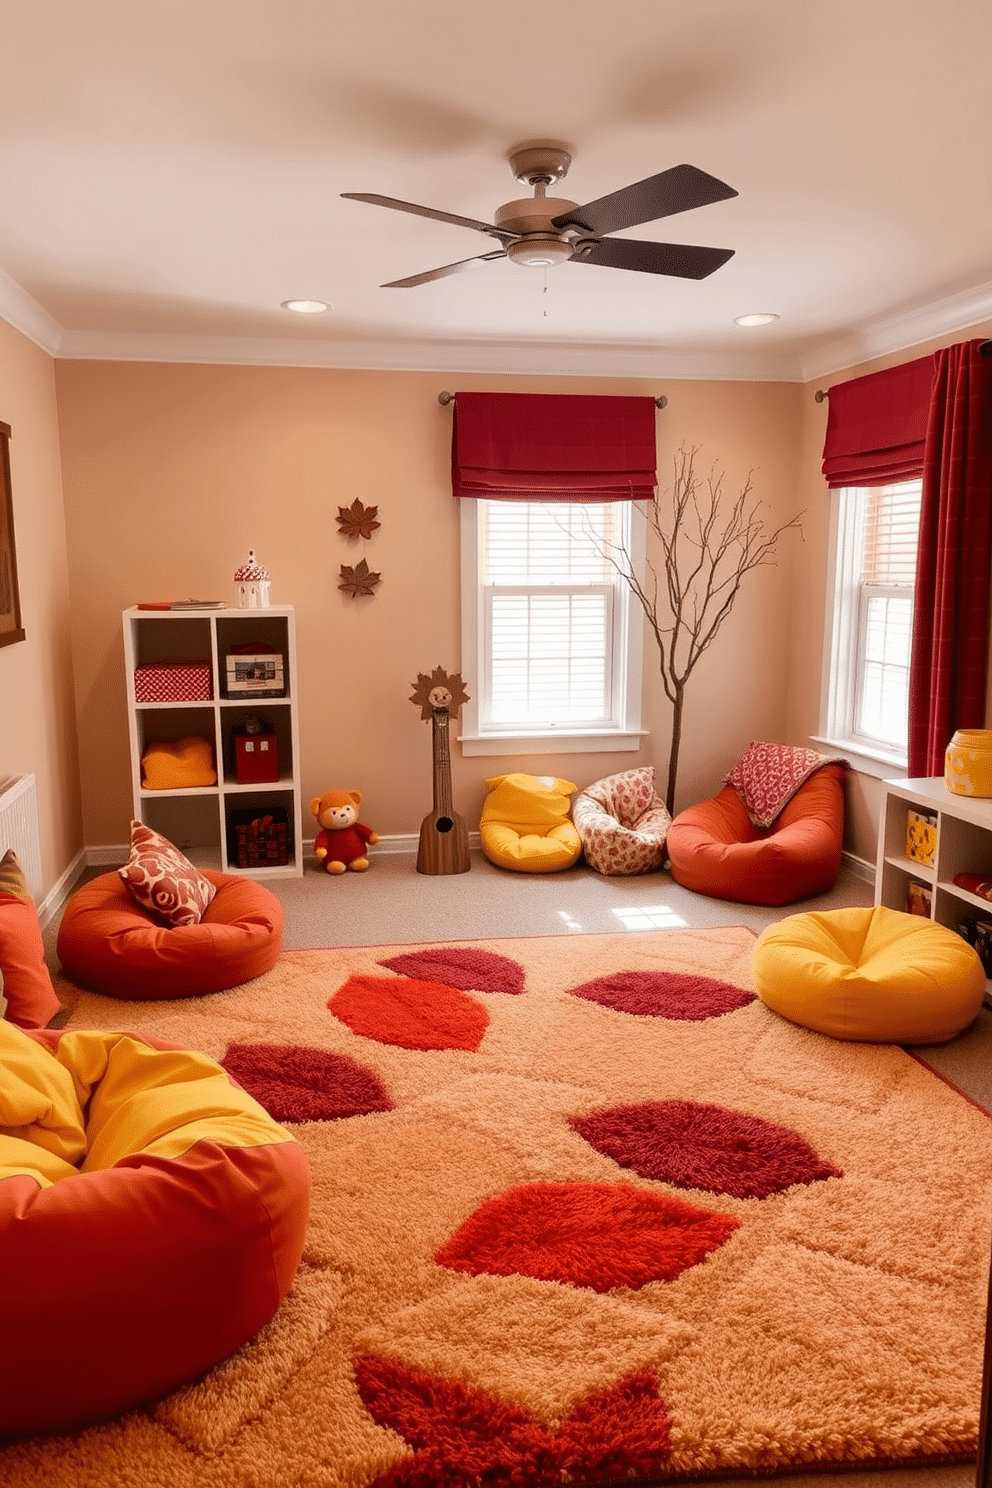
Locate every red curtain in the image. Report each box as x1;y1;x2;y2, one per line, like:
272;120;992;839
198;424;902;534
451;392;657;501
908;341;992;777
821;355;934;487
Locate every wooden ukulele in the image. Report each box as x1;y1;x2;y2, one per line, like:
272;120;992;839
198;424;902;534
410;667;471;876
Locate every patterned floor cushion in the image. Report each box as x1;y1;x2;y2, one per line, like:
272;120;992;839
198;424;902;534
572;767;671;876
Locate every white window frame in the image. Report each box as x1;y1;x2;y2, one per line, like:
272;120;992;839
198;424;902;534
816;481;920;777
458;499;646;757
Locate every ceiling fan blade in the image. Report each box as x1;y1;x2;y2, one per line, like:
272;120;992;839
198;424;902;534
341;192;515;243
553;164;737;237
571;236;735;280
381;250;506;288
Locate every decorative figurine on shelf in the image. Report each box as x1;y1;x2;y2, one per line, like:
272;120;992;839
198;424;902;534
233;550;271;609
310;789;378;874
409;666;471;876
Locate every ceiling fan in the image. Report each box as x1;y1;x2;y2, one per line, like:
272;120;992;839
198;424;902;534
341;142;737;289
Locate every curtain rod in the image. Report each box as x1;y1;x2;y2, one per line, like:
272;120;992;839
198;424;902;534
815;339;992;402
437;390;669;409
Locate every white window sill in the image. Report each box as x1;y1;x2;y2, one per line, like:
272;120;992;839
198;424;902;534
811;734;907;781
459;730;647;758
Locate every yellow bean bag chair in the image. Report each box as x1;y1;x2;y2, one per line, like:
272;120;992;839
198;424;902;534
753;905;985;1044
479;773;582;872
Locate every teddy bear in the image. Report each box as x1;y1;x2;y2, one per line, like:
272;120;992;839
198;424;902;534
310;789;379;874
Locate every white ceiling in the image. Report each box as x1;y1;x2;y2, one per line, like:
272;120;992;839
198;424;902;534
1;0;989;382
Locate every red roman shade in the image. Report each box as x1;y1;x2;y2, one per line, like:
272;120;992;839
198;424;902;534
821;355;935;488
451;392;657;501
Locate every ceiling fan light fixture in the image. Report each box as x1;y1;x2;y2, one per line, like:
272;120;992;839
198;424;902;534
282;298;332;314
734;312;779;327
504;236;574;269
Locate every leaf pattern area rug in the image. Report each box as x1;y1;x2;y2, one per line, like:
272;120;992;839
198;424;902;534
5;924;991;1488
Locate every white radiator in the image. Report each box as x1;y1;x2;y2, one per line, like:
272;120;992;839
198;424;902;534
0;774;43;903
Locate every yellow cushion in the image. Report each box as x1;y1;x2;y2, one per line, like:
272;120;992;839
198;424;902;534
141;735;217;789
753;905;985;1043
0;1021;87;1183
479;773;582;873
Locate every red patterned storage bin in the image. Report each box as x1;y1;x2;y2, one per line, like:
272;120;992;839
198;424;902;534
134;662;213;703
228;807;289;868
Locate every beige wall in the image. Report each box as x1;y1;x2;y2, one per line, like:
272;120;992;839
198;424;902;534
787;320;992;866
53;361;802;849
0;320;82;893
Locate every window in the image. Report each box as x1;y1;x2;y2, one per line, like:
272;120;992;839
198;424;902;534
459;499;645;756
821;479;922;768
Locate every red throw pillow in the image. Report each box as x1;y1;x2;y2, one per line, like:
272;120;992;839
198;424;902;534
118;822;217;927
0;849;61;1029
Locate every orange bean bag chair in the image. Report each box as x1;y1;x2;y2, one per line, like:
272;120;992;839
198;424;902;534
0;1020;309;1435
666;763;846;907
56;870;283;998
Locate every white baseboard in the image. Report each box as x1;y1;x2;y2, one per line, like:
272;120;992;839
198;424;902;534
77;832;483;872
36;847;88;929
842;850;876;884
363;832;482;855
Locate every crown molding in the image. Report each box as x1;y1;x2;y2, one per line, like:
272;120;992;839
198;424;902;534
0;268;62;355
3;271;990;385
798;280;992;383
52;326;804;382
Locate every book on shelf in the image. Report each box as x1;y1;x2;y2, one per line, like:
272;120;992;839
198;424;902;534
905;808;938;867
906;882;932;917
137;599;226;611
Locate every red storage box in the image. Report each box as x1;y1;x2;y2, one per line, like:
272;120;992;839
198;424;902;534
134;662;213;703
234;731;279;784
228;807;289;868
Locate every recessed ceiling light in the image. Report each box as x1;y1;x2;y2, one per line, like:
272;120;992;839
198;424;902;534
281;299;332;314
734;312;779;327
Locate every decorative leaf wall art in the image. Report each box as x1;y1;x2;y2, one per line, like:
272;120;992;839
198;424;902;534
338;558;381;599
336;500;381;540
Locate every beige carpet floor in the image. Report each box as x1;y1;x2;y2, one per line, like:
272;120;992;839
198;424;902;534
7;923;992;1487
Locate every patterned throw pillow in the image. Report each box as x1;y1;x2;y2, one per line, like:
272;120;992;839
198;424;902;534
724;741;843;829
119;822;217;927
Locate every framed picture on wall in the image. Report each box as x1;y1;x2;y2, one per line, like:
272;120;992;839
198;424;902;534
0;422;25;648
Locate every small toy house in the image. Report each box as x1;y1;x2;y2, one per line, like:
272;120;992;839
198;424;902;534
233;549;271;609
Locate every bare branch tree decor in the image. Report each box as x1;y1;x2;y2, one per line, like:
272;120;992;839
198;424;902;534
603;446;803;815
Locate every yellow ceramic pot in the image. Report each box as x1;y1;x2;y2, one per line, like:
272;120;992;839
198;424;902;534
945;730;992;797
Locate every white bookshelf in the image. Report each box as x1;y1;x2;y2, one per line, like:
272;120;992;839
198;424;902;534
122;605;303;878
876;776;992;1000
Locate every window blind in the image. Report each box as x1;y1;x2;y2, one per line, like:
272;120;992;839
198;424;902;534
482;501;622;584
853;479;923;752
862;480;923;586
480;500;625;728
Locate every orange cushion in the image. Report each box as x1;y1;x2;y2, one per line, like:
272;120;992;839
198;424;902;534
56;871;283;999
0;1022;309;1434
0;850;61;1029
667;764;845;907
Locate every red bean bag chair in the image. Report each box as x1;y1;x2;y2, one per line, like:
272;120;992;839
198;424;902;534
56;870;283;999
666;762;846;907
0;1021;309;1435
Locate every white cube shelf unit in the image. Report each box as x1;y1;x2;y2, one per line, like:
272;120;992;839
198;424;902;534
876;776;992;997
123;605;303;877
